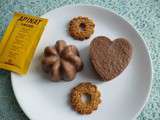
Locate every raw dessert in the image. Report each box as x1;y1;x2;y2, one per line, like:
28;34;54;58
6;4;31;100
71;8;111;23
90;36;132;81
41;40;83;81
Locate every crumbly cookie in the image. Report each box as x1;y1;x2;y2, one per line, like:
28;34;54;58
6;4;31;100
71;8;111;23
90;36;132;81
68;16;95;40
70;82;101;114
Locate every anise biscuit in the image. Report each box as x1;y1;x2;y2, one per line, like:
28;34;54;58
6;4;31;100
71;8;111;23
69;16;95;40
70;82;101;114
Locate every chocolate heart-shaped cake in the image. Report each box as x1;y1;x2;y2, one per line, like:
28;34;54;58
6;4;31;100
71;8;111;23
90;36;132;81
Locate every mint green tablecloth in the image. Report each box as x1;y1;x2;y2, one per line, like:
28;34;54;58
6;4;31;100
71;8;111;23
0;0;160;119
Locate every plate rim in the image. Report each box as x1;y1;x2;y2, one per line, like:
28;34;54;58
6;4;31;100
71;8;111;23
11;4;153;120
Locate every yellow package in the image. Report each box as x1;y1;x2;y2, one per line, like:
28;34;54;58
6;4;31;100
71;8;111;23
0;12;48;74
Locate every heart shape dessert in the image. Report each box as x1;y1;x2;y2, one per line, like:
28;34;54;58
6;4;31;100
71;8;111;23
90;36;132;81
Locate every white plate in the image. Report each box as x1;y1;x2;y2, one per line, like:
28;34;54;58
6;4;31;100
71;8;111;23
11;5;152;120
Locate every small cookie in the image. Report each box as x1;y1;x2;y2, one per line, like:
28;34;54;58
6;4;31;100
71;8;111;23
69;16;95;40
90;36;132;81
70;82;101;114
41;40;83;81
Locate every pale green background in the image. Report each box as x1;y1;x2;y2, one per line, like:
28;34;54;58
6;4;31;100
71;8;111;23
0;0;160;119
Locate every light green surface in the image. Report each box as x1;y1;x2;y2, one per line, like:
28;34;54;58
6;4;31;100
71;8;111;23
0;0;160;119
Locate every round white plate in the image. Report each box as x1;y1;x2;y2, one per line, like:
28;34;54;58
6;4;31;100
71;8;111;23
11;5;152;120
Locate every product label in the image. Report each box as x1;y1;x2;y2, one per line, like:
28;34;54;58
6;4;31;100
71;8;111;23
0;12;48;74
